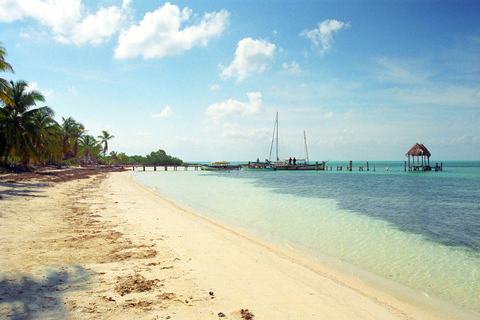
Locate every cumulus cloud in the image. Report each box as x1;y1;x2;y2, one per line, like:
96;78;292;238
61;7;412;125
64;6;124;45
206;92;262;118
300;19;350;54
0;0;82;32
220;38;276;81
152;105;173;118
114;2;229;59
0;0;126;46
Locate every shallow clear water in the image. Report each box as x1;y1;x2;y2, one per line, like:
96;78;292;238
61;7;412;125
131;161;480;313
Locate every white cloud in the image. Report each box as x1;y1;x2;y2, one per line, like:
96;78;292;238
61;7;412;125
152;105;173;118
26;82;39;91
281;61;301;75
0;0;124;46
0;0;82;32
121;0;131;10
321;111;334;119
374;57;431;85
220;37;276;81
26;82;53;97
300;19;350;54
209;84;220;91
67;6;124;46
114;2;229;59
206;92;262;118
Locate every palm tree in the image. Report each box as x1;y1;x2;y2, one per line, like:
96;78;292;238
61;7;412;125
97;130;115;165
79;134;101;165
56;117;85;168
0;80;51;167
33;110;60;166
0;42;14;105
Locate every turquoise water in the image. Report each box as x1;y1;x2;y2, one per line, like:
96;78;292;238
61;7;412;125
131;161;480;314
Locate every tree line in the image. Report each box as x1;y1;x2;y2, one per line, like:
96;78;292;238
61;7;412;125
0;42;182;172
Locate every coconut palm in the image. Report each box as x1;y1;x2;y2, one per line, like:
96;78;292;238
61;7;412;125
97;130;115;165
0;42;14;105
56;117;85;168
33;110;60;166
79;134;101;165
0;80;51;167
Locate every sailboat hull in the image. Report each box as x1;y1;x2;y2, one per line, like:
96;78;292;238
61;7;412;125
275;163;324;170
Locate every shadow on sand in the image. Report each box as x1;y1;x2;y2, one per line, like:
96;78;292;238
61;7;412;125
0;265;93;319
0;181;49;199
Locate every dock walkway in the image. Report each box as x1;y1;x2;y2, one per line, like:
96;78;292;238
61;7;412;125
130;164;201;171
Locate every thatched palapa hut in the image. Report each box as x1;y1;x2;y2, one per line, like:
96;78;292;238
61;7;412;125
406;143;431;171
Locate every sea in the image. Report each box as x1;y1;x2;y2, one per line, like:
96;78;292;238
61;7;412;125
130;161;480;315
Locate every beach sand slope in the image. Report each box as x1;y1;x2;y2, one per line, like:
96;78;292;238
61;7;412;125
0;170;476;319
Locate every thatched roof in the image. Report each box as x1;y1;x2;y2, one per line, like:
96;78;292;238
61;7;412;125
406;143;431;157
64;151;75;159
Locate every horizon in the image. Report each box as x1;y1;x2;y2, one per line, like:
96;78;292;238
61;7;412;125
1;1;479;162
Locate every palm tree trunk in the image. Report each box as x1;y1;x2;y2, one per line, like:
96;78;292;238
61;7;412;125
3;153;8;167
57;153;63;169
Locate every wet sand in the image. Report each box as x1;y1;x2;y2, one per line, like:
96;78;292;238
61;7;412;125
0;168;477;319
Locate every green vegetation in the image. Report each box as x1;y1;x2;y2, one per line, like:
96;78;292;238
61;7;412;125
0;43;182;172
112;149;183;166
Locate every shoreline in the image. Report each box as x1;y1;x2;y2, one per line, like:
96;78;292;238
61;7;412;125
1;169;478;319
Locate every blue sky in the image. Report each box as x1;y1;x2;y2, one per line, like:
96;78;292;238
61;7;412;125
1;0;479;161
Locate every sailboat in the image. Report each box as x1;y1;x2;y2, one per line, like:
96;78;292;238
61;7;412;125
244;112;279;171
245;112;325;171
269;112;325;171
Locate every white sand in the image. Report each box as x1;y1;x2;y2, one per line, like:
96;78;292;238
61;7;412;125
0;170;477;319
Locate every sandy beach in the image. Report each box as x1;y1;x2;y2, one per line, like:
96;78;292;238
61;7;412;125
0;168;477;319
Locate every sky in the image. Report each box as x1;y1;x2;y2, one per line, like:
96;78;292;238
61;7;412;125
1;0;479;161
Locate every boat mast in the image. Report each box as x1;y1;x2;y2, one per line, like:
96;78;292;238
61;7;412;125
304;131;309;164
269;112;279;161
276;113;279;161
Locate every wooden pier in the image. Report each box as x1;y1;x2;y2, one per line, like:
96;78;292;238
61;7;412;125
130;164;201;171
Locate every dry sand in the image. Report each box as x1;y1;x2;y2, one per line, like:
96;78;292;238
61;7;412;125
0;168;477;319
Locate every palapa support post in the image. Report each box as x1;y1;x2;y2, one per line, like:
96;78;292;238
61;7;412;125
143;166;145;171
349;161;353;172
154;166;156;171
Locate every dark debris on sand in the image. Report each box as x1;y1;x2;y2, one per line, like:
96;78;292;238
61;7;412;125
0;167;128;183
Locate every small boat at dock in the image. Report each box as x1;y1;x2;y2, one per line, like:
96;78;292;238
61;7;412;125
201;161;241;171
243;160;277;171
